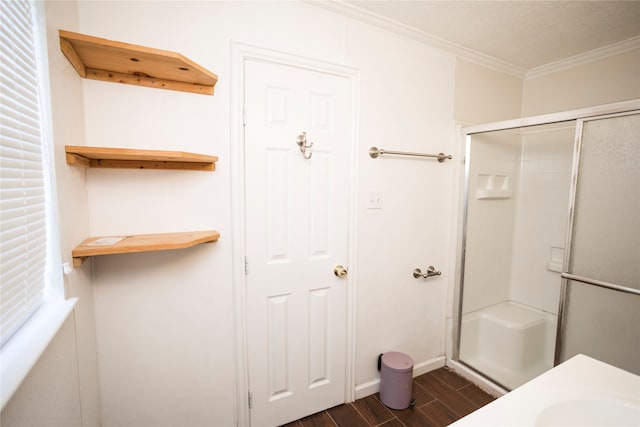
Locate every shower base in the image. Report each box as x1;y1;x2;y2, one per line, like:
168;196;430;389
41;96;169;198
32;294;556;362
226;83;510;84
459;301;557;389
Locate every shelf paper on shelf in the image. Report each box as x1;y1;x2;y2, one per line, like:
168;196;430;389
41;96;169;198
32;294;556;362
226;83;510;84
87;237;125;246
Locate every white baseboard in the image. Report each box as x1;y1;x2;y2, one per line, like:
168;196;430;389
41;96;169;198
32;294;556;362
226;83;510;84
354;355;446;400
354;379;380;400
414;355;446;377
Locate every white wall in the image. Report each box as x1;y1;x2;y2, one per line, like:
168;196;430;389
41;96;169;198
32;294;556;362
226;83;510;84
347;21;455;390
68;1;455;425
454;59;523;125
522;49;640;116
1;318;82;426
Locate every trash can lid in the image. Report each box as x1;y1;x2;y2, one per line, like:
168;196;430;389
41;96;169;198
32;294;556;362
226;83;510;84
381;351;413;373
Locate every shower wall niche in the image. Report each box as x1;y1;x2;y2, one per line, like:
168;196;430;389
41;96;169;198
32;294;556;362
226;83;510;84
459;122;575;389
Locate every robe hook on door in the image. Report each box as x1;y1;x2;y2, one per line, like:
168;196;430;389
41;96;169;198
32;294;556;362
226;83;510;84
296;132;313;159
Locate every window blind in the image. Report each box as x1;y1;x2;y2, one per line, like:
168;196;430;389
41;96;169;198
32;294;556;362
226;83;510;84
0;0;48;346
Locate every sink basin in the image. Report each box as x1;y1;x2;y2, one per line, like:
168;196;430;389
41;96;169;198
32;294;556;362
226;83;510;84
450;355;640;427
535;395;640;426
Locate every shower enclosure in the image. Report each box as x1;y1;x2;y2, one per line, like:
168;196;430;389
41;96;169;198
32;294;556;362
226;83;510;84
453;101;640;391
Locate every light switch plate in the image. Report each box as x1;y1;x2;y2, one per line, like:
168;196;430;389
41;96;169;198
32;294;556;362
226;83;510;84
367;192;383;209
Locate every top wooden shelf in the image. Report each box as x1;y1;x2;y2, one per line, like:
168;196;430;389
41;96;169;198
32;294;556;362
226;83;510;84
59;30;218;95
65;146;218;171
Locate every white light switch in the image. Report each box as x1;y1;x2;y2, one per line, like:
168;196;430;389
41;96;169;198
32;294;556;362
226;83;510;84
367;192;383;209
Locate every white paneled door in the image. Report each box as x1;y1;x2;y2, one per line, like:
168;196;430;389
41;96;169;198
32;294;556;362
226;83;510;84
244;59;352;426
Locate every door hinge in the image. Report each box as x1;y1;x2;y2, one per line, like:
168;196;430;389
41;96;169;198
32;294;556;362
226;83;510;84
248;390;253;409
244;256;249;275
243;105;247;126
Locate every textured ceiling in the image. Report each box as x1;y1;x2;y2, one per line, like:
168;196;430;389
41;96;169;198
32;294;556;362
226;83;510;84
342;0;640;70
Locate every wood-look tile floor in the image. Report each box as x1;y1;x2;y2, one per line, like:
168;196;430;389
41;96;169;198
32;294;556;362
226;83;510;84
282;367;497;427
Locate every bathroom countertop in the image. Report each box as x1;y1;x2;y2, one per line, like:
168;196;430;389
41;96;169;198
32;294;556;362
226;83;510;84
449;354;640;426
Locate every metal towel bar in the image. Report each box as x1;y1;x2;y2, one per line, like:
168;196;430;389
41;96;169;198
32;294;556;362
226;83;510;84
369;147;452;162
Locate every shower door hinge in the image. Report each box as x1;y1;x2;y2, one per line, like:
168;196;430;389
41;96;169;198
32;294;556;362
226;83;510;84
243;105;247;126
244;256;249;275
248;390;253;409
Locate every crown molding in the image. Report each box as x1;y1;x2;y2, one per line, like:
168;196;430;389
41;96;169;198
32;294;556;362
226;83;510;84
524;36;640;80
307;1;640;82
305;0;526;78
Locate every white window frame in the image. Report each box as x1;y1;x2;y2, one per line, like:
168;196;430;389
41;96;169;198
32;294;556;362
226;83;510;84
0;0;76;410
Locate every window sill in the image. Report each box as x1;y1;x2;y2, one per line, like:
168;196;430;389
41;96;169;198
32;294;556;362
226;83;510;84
0;297;77;410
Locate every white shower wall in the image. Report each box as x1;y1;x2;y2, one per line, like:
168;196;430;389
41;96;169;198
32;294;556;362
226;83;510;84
509;126;575;314
463;131;521;313
464;125;574;315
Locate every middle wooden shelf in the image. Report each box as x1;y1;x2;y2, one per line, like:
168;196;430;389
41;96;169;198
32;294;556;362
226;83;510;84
65;145;218;171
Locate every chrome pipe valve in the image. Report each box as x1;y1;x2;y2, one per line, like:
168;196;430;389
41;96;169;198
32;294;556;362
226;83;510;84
413;266;441;279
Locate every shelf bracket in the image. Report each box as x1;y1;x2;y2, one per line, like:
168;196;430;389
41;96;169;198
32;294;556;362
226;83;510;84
73;256;89;268
59;37;87;77
66;152;91;168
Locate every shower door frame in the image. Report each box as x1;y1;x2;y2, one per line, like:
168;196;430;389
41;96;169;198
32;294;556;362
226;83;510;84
556;109;640;366
451;99;640;391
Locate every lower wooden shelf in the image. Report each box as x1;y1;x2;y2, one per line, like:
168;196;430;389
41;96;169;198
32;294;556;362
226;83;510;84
72;230;220;267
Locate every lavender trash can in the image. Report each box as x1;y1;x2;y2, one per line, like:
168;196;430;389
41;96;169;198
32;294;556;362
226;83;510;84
378;352;414;410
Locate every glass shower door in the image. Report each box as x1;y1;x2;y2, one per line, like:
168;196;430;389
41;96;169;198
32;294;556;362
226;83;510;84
559;111;640;375
457;122;575;390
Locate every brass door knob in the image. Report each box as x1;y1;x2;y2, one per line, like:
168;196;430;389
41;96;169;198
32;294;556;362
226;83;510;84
334;265;348;278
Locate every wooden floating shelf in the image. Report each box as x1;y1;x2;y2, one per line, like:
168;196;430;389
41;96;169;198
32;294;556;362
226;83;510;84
72;230;220;267
65;146;218;171
59;29;218;95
